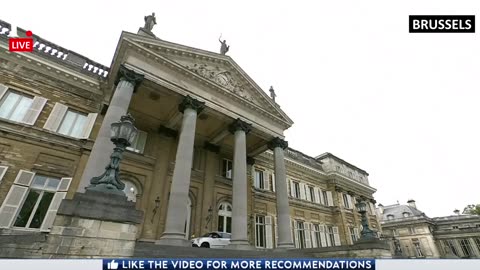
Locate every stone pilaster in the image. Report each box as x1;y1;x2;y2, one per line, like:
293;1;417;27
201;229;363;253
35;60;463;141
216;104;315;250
157;96;204;246
77;65;143;193
228;119;252;250
268;137;295;249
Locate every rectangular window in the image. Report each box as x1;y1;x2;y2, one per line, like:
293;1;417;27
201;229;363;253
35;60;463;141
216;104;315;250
413;241;424;257
459;239;473;257
255;215;266;248
126;130;148;154
295;221;306;249
349;227;358;244
293;181;300;198
474;238;480;253
0;90;33;122
57;109;88;138
222;159;232;179
343;194;350;209
410;227;416;234
327;226;335;246
322;191;328;205
13;175;61;229
308;186;315;202
445;240;459;257
312;224;321;247
254;170;264;189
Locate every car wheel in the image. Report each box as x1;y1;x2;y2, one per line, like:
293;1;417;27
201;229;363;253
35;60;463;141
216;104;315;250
200;242;210;248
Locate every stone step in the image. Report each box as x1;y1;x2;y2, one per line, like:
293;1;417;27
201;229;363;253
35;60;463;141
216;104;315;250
134;242;309;258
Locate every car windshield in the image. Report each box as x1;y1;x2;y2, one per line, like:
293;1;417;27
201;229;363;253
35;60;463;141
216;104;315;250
202;233;211;237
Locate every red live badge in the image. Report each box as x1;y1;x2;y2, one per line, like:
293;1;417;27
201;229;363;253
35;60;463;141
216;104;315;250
9;30;34;52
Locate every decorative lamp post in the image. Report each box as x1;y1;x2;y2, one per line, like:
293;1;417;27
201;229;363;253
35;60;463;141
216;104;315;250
356;200;377;240
88;114;138;196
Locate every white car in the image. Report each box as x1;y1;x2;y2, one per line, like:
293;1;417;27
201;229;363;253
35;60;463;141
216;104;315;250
191;232;231;248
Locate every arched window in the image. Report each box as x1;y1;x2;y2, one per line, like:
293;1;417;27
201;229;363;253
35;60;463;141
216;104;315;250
217;202;232;233
122;181;138;202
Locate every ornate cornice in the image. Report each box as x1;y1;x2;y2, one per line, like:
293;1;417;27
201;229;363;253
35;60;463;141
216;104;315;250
268;137;288;150
178;95;206;114
115;65;144;91
228;118;252;134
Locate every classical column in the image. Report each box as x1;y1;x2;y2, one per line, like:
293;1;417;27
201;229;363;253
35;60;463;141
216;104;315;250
157;96;204;246
77;66;143;192
228;119;252;249
268;137;295;249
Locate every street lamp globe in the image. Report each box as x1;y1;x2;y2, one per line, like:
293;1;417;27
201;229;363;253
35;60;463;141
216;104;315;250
356;201;367;213
111;114;138;146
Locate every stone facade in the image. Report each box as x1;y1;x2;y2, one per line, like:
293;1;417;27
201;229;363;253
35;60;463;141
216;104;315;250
0;19;381;255
378;200;480;258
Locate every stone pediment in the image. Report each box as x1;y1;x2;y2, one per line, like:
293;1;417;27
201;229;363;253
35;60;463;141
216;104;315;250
120;33;293;128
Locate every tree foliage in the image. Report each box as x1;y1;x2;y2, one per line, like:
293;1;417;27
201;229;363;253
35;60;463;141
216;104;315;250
463;204;480;215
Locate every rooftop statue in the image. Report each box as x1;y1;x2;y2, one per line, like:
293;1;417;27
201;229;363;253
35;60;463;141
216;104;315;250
144;12;157;31
219;34;230;55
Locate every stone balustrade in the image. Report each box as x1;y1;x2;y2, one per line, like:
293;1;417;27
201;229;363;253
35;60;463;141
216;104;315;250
0;19;109;78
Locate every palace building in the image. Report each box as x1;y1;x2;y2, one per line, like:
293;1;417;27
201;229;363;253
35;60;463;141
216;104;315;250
0;18;380;251
378;200;480;258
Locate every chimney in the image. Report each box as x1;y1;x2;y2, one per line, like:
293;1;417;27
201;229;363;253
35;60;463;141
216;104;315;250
407;199;417;209
378;203;384;214
454;209;460;215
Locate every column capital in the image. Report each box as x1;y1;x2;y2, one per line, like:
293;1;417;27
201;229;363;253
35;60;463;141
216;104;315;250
268;137;288;150
178;95;205;114
115;65;144;89
228;118;252;134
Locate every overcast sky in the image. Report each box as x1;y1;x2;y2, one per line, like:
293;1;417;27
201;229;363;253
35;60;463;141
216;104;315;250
2;1;479;217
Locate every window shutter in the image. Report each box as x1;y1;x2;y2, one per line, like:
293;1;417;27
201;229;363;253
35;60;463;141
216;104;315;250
0;83;8;99
0;165;8;184
314;187;321;204
332;226;341;246
354;227;360;242
347;194;353;209
21;96;47;125
289;180;295;197
326;191;334;206
319;225;327;247
292;219;299;248
271;172;275;192
40;191;66;231
0;185;29;228
80;113;98;139
274;216;278;248
13;170;35;186
305;223;312;248
310;225;318;248
299;183;306;200
43;102;68;131
265;216;273;249
319;189;326;205
305;186;311;202
263;171;270;191
57;177;72;192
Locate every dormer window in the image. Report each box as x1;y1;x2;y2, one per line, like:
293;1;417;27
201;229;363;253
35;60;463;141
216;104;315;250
387;214;394;220
403;212;410;218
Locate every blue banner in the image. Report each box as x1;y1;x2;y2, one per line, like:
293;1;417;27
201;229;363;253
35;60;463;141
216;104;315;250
102;259;375;270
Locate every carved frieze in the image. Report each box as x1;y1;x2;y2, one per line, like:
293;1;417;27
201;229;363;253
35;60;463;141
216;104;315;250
185;63;256;103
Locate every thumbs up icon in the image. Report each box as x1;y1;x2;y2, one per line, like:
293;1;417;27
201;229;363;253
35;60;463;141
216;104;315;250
107;260;119;269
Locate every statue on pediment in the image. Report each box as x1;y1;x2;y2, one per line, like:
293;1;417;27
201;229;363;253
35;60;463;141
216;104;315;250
219;35;230;55
144;13;157;31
